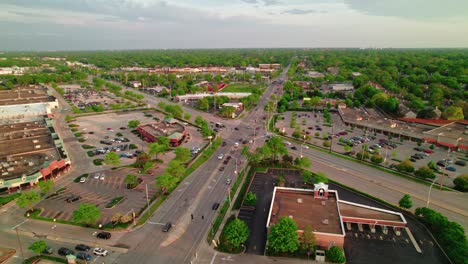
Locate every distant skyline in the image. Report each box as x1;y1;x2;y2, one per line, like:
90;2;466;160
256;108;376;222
1;0;468;51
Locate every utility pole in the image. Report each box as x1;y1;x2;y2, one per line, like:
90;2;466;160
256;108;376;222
145;184;150;218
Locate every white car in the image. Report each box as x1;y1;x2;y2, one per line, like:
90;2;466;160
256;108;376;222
302;145;309;149
93;247;108;256
226;179;231;185
94;173;100;179
79;177;86;183
218;154;224;160
100;174;105;181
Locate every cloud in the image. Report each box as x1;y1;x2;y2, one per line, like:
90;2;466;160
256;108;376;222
263;0;282;5
240;0;258;4
344;0;468;20
283;8;326;15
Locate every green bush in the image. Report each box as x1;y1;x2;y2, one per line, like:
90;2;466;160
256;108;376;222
105;196;125;208
370;154;384;164
129;144;138;150
82;144;95;149
74;132;83;137
244;192;257;206
87;150;95;157
453;174;468;192
327;246;346;263
93;159;104;166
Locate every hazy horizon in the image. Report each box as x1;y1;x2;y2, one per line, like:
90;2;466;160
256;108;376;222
1;0;468;51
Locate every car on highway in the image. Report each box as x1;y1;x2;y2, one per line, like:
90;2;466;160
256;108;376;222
58;247;74;256
76;252;92;261
218;154;224;160
223;159;229;165
222;141;227;146
219;167;225;171
96;232;111;240
75;244;91;251
162;222;172;232
93;248;108;256
226;179;231;185
212;203;220;210
446;166;457;172
291;146;297;150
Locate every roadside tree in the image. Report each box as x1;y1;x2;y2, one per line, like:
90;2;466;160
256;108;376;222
396;160;414;173
266;137;288;161
72;203;101;226
155;173;179;194
314;172;329;183
166;160;185;178
16;191;41;212
453;174;468;192
222;218;250;251
28;240;48;255
294;157;312;169
267;216;299;254
399;194;413;209
414;166;436;179
148;143;167;159
174;147;191;163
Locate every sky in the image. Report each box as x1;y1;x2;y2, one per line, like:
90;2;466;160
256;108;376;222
1;0;467;51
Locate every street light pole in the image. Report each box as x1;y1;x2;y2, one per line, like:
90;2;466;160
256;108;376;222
15;227;24;261
427;176;439;208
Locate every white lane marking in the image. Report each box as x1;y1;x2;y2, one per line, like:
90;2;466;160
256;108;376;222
11;219;29;230
91;255;100;263
147;221;165;225
209;252;218;264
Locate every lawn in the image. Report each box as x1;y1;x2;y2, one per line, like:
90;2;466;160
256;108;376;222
221;83;265;93
0;193;20;206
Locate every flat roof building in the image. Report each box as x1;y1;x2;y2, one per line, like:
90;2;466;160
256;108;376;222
267;183;407;249
0;86;58;119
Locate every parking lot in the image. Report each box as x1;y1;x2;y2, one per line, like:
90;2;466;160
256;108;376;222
37;167;161;225
71;110;206;167
236;169;449;263
275;111;467;186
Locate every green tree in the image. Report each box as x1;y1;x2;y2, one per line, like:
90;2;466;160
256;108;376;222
414;166;436;179
441;106;464;120
72;203;101;226
300;225;316;253
314;172;329;183
302;171;314;185
174;147;191;163
266;137;288;161
323;140;331;147
148;142;167;159
219;106;236;118
294;157;312;169
16;191;40;211
155;173;179;194
370;154;384;164
38;180;54;195
267;216;299;254
396;160;414;173
124;174;139;188
104;152;121;166
453;174;468;192
128;119;140;128
184;112;192;120
28;240;48;255
244;192;257;206
166;160;185;178
327;246;346;263
157;136;170;148
399;194;413;209
222;218;250;250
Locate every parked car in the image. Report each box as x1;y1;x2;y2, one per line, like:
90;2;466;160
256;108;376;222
42;247;53;255
94;173;100;179
162;222;172;232
66;195;81;203
455;160;466;166
446;166;457;172
414;147;424;151
96;232;111;240
212;203;220;210
79;177;86;183
100;174;105;181
217;154;224;160
75;244;91;252
424;149;434;154
58;247;74;256
93;248;108;256
219;167;225;171
76;252;92;261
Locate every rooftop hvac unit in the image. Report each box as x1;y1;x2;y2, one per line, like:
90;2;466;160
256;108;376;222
322;219;329;225
297;198;303;204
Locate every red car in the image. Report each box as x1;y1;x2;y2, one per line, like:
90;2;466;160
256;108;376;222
424;149;433;154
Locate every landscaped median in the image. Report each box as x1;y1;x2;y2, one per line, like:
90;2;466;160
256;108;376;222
0;193;20;206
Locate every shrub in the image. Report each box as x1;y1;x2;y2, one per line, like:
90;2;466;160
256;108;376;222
396;160;414;173
370;154;384;164
129;144;138;150
244;192;257;206
82;144;94;149
93;159;104;166
453;174;468;192
327;246;346;263
414;166;436;179
87;151;95;157
323;140;331;147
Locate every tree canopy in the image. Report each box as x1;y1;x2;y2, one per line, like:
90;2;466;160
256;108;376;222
72;203;101;225
267;216;299;254
222;218;250;251
16;191;40;211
